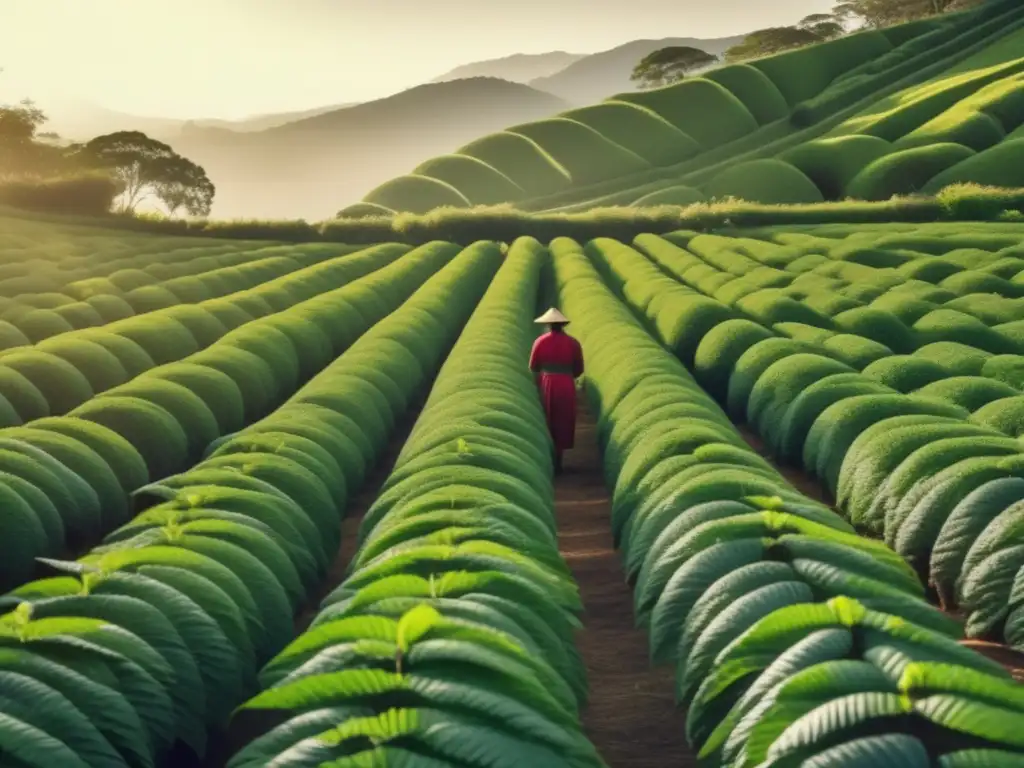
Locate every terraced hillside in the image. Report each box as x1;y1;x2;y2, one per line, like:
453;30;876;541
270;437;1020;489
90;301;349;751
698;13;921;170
347;0;1024;217
0;207;1022;768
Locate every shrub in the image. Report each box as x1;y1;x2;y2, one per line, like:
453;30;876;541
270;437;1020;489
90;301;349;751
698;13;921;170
613;78;759;150
335;202;393;219
702;64;790;125
563;101;702;165
507;118;650;186
362;174;470;214
704;160;824;205
0;173;121;216
0;349;94;413
34;337;129;393
456;132;572;196
413;154;525;205
923;138;1024;192
898;109;1006;152
779;135;892;200
846;143;977;201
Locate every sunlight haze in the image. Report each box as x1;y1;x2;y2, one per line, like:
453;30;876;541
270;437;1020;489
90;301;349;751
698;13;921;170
3;0;835;119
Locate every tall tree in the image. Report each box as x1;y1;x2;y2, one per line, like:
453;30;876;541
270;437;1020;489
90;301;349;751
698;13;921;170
799;13;846;40
630;46;720;89
724;27;823;62
77;131;215;216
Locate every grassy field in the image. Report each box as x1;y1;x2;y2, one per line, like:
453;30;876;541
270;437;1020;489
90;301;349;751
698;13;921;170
343;0;1024;218
0;206;1021;767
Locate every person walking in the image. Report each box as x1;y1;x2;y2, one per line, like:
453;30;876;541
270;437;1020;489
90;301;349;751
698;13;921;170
529;307;584;474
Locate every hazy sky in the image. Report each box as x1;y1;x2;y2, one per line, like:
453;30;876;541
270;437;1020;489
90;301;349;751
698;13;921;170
2;0;835;119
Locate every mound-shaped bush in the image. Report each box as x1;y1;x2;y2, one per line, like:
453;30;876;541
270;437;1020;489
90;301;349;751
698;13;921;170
335;201;393;219
76;329;156;378
456;131;572;196
923;138;1024;192
0;320;29;351
563;101;702;165
0;350;94;413
753;28;893;105
897;109;1006;152
29;416;149;493
146;362;247;434
14;308;75;342
779;135;892;200
634;185;705;207
413;154;525;205
84;294;135;323
107;268;155;292
35;337;129;393
362;174;470;214
914;375;1019;412
704;160;824;204
107;315;200;365
702;64;790;125
614;78;759;149
104;379;221;459
508;118;650;185
846;142;976;200
53;301;105;329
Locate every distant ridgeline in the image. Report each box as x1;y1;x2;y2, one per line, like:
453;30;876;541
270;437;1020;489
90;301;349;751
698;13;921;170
343;0;1024;217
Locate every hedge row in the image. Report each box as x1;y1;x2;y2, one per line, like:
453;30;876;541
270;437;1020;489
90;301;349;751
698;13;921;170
552;236;1024;765
0;241;460;588
226;237;604;767
0;242;410;423
604;229;1024;651
0;240;499;766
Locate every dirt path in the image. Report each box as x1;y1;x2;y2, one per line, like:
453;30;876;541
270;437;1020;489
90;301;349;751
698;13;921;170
558;407;696;768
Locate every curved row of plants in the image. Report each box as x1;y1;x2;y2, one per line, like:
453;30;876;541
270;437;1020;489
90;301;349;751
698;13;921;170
595;230;1024;651
0;241;411;421
225;236;603;767
0;243;353;344
0;241;462;589
0;241;501;767
551;235;1024;766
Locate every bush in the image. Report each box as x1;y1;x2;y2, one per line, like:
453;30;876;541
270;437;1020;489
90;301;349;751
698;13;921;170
923;138;1024;192
335;202;393;219
633;186;705;207
0;173;121;216
898;109;1007;152
456;132;572;197
779;135;892;200
507;118;650;186
361;174;470;215
846;143;977;201
613;78;759;150
563;101;702;166
704;160;824;204
702;65;790;125
413;154;525;205
752;28;893;106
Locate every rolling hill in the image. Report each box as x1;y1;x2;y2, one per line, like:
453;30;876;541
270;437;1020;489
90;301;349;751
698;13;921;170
353;1;1024;217
171;77;570;220
528;35;747;105
430;51;586;84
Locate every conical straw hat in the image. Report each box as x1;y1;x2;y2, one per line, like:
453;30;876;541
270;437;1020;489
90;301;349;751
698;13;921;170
535;307;569;324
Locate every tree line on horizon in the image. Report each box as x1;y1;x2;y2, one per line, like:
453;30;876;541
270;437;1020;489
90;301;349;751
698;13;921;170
0;69;215;219
630;0;989;88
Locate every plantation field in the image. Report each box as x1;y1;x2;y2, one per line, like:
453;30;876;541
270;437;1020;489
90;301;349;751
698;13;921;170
0;208;1021;768
347;0;1024;217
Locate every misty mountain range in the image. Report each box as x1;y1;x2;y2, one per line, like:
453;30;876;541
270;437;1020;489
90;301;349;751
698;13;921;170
39;33;747;219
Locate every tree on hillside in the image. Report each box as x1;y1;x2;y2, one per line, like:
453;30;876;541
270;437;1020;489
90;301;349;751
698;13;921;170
832;0;985;28
799;13;846;40
630;46;720;89
724;27;824;62
76;131;215;216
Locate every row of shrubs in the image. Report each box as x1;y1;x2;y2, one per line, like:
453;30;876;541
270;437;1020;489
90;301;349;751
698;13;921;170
0;240;500;766
0;242;410;425
0;241;458;587
226;238;605;766
594;228;1024;653
553;236;1024;766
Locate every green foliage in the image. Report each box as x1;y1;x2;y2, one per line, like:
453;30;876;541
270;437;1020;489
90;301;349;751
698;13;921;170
633;186;706;207
630;46;719;89
0;174;121;216
780;135;893;199
456;132;572;197
362;174;471;215
614;78;759;150
562;101;702;166
702;64;791;125
923;138;1024;191
704;159;825;204
413;154;525;206
508;118;650;185
847;142;977;200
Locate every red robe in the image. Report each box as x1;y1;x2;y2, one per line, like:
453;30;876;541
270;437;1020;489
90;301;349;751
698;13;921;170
529;330;584;451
